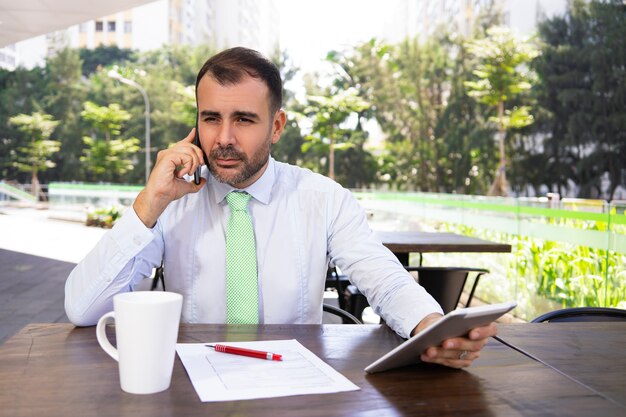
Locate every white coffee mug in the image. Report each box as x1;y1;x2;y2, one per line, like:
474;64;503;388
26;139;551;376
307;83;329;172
96;291;183;394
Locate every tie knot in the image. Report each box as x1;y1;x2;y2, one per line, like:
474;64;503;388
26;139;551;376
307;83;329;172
226;192;251;211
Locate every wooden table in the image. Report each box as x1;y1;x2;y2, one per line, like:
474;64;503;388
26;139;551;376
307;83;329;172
497;322;626;409
376;231;512;265
1;323;624;416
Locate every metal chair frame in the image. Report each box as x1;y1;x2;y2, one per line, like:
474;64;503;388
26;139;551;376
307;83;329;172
404;266;489;313
343;266;490;322
322;303;362;324
531;307;626;323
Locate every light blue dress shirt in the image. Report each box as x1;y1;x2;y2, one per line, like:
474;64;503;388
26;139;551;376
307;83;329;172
65;158;442;338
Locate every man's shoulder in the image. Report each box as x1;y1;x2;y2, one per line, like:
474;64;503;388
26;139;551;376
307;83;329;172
274;160;342;192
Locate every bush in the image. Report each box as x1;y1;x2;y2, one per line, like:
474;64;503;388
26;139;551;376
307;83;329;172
86;205;123;228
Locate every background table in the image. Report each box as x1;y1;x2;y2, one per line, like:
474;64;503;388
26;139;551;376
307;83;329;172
1;323;623;416
376;231;512;265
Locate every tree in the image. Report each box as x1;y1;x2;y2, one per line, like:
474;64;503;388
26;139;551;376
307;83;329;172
301;88;370;180
80;101;140;182
8;112;60;199
465;26;540;196
531;0;626;199
79;45;137;76
343;37;490;192
0;67;48;180
269;49;306;166
43;47;87;182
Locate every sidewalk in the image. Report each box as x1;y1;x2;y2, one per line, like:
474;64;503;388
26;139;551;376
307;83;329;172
0;205;106;264
0;206;107;344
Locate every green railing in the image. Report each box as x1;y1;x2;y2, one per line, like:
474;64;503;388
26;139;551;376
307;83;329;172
355;191;626;320
48;182;142;208
0;181;37;203
355;192;626;252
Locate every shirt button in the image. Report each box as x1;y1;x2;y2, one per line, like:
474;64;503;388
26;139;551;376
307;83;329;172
133;236;142;246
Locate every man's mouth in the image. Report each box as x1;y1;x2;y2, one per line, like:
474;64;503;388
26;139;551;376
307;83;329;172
215;158;240;167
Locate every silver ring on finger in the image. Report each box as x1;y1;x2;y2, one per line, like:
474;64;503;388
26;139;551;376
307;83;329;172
459;350;469;360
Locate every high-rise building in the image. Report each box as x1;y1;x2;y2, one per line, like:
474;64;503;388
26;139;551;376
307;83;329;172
209;0;280;55
386;0;568;42
0;43;17;70
4;0;279;70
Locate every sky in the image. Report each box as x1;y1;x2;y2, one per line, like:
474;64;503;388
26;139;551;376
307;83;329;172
277;0;395;73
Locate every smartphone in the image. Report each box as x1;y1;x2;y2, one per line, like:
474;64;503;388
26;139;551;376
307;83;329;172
193;114;201;185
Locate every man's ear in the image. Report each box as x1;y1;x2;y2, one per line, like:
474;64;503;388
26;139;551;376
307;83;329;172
271;109;287;144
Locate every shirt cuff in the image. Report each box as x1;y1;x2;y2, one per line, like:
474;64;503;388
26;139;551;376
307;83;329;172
108;206;156;257
401;300;444;339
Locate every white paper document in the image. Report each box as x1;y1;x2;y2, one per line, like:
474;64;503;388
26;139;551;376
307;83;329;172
176;339;359;402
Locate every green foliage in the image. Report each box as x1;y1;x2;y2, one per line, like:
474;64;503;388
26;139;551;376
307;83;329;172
170;81;196;127
80;102;140;180
86;205;123;228
0;66;48;180
464;26;540;195
527;0;626;199
266;50;307;166
299;86;371;181
8;112;60;197
491;106;534;130
80;45;138;76
81;101;131;138
43;48;87;182
464;27;539;106
447;222;626;311
339;35;498;193
0;6;623;198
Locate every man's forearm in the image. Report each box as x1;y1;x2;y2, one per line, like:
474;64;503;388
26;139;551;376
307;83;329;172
411;312;444;337
133;189;170;228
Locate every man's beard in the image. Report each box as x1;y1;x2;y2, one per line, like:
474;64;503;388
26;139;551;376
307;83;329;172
207;138;271;187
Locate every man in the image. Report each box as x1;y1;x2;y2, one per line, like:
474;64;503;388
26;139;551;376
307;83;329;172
65;47;496;369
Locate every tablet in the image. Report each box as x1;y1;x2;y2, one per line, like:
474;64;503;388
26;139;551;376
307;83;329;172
364;301;517;373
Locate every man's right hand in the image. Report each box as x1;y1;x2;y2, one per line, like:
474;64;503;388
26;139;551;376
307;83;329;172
133;129;206;228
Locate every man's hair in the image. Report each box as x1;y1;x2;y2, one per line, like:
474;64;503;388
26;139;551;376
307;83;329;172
195;47;283;114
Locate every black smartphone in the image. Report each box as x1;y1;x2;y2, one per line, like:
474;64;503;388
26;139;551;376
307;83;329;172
193;114;201;185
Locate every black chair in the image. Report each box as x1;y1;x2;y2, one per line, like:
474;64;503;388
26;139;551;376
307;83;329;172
405;266;489;313
322;303;362;324
325;266;350;310
343;266;490;322
531;307;626;323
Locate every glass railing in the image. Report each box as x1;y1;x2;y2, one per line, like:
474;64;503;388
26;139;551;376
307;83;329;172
355;191;626;321
47;182;142;223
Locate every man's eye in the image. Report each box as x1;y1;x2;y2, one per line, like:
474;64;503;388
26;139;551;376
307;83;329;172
237;117;253;123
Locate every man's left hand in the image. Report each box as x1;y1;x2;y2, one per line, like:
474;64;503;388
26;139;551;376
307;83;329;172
412;313;498;369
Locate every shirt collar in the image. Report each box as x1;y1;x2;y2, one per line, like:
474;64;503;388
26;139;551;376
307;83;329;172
210;156;275;206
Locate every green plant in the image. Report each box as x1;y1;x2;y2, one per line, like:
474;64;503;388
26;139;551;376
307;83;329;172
440;222;626;310
86;205;123;229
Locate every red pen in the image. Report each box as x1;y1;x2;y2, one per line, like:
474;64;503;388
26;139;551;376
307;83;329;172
206;344;283;361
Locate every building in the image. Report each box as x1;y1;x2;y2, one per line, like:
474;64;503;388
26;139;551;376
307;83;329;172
0;43;17;70
209;0;280;55
385;0;568;42
68;0;217;51
3;0;279;70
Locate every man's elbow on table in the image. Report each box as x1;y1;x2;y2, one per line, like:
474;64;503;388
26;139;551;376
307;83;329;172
64;294;100;327
64;281;101;327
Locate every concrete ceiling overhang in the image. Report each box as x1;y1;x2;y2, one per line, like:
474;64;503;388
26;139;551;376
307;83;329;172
0;0;157;48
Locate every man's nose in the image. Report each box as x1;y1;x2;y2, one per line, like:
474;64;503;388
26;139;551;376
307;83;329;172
216;123;235;147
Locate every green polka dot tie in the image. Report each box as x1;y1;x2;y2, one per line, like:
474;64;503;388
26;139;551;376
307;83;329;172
225;192;259;324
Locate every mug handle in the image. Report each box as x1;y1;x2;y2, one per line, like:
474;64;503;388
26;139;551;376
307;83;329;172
96;311;119;361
